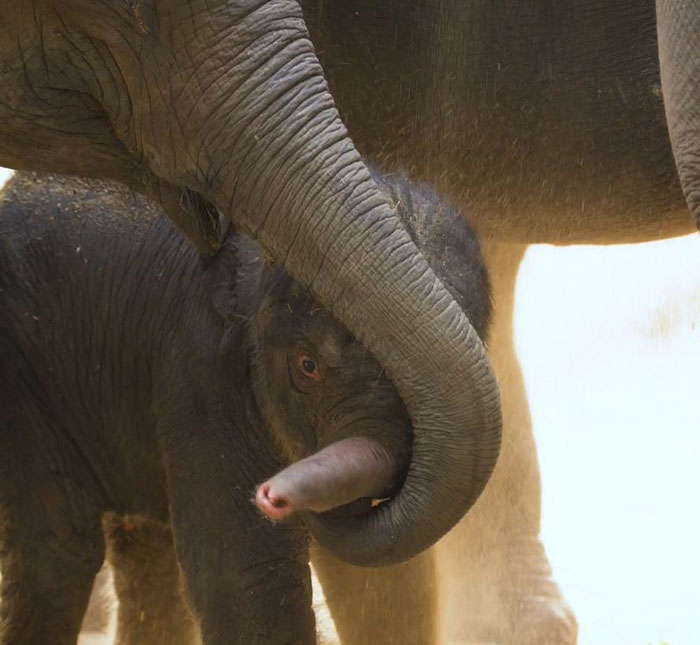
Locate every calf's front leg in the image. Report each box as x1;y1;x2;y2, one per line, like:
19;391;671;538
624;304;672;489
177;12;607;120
157;415;316;645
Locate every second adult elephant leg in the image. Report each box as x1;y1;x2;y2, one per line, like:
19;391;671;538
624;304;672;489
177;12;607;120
436;242;577;645
311;543;437;645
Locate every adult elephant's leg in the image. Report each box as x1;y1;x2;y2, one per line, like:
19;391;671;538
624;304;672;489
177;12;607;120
658;0;700;230
310;542;437;645
436;242;577;645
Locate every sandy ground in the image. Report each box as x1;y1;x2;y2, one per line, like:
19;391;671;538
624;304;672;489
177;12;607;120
2;167;698;644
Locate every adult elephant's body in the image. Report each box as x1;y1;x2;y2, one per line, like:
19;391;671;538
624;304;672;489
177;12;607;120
303;0;695;243
296;2;698;644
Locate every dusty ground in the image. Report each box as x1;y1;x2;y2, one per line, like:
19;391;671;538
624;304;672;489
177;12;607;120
2;168;698;644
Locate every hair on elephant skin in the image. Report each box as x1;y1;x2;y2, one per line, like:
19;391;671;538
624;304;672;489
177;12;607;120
0;169;490;645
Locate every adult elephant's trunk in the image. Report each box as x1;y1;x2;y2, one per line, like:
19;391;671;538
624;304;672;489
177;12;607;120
256;162;500;567
254;163;500;566
95;1;501;566
187;3;501;567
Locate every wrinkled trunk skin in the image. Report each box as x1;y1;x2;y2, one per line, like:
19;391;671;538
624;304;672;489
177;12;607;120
0;2;501;566
658;0;700;230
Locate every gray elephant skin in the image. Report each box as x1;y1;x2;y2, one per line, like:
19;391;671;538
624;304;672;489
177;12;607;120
0;170;491;645
1;1;699;644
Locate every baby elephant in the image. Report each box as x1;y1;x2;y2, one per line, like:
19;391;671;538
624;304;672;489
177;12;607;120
0;170;490;645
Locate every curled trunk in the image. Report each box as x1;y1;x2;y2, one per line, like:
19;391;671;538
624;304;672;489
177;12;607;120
229;145;502;565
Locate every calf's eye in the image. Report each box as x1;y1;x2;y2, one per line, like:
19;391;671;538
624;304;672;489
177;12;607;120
298;354;320;380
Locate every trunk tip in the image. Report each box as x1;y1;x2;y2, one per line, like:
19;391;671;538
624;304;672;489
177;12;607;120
255;482;296;521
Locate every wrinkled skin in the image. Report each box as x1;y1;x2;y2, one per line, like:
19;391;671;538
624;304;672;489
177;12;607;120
0;0;502;596
83;2;698;643
295;2;699;644
0;170;491;645
2;1;699;644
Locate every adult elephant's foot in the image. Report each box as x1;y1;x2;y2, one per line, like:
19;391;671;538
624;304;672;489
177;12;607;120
437;242;576;645
512;592;577;645
439;535;576;645
500;538;577;645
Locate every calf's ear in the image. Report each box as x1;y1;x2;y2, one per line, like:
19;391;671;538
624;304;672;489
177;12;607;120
368;166;492;342
202;234;263;383
202;228;259;322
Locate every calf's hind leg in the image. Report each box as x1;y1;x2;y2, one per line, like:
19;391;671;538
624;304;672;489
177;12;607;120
103;513;199;645
0;432;105;645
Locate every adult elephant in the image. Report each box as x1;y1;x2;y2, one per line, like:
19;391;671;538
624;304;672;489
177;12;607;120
0;2;502;645
296;1;698;644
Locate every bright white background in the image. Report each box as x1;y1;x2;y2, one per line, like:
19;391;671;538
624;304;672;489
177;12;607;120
516;237;700;645
2;167;698;644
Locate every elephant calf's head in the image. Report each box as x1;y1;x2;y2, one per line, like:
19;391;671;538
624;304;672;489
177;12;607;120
250;172;491;543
